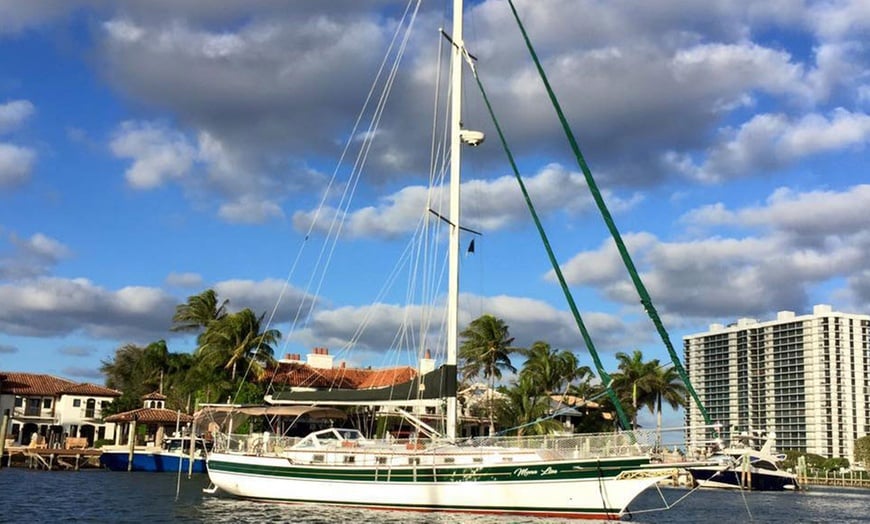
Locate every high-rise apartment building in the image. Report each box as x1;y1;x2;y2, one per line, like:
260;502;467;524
684;305;870;463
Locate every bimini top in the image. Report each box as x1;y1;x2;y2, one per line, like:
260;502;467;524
193;404;347;433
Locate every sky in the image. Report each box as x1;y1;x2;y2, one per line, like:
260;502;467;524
0;0;869;424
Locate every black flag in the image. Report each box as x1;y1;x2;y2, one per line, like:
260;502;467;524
467;238;475;255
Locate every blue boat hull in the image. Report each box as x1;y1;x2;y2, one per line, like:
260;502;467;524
100;450;206;473
687;466;798;491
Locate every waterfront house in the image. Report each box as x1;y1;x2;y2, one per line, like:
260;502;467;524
0;371;121;447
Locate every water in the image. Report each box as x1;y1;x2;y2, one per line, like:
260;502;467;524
1;468;868;523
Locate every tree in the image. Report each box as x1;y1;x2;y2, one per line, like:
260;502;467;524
171;289;228;334
610;350;659;429
497;376;562;436
855;435;870;468
646;364;688;445
459;314;518;435
519;341;580;397
101;340;174;414
197;308;280;382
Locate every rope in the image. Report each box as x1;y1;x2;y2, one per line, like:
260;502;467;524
504;0;712;429
460;37;633;432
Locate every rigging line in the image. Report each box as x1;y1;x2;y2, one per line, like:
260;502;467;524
253;0;425;401
304;0;423;333
288;0;419;338
289;0;421;342
505;0;712;429
418;22;446;362
463;56;633;433
293;0;423;361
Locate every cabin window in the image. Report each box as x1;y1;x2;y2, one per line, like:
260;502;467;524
473;457;483;463
343;455;356;464
408;457;420;465
312;454;324;463
376;456;387;465
43;398;52;409
73;399;81;407
442;457;455;464
501;457;513;462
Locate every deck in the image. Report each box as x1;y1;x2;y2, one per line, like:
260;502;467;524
2;446;103;471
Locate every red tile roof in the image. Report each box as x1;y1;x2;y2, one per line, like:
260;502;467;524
142;391;167;400
0;372;76;396
0;372;121;398
264;362;418;390
60;383;122;397
105;408;193;424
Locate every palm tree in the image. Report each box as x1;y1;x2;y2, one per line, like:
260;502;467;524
520;341;581;397
459;314;518;435
497;375;563;436
171;289;228;334
610;350;659;429
647;365;688;446
198;308;281;382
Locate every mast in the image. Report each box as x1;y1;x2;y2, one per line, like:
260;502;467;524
445;0;463;441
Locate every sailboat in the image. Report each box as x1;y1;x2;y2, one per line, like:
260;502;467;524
204;0;676;519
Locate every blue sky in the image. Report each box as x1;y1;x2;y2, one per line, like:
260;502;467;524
1;1;869;424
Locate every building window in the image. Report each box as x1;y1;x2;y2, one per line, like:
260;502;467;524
14;396;23;408
73;399;81;407
69;425;78;437
85;399;96;418
43;398;52;409
25;398;40;416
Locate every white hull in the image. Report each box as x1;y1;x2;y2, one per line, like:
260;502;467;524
207;451;666;519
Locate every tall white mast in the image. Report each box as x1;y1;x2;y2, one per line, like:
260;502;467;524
445;0;463;441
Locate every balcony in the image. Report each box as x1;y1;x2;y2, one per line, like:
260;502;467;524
12;407;54;420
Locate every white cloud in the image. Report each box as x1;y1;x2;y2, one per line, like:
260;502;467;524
214;278;314;325
668;109;870;182
684;184;870;239
0;99;35;134
0;232;70;280
567;184;870;318
0;143;36;188
110;120;197;189
293;164;639;239
165;272;203;288
218;195;284;224
0;277;177;341
59;346;95;357
13;232;72;261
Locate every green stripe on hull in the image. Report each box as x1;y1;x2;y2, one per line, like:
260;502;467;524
208;457;650;483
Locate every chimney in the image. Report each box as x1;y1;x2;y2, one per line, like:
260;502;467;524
307;347;334;369
420;348;436;375
280;352;302;364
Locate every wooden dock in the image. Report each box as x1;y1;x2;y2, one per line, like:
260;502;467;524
2;446;103;471
803;475;870;489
